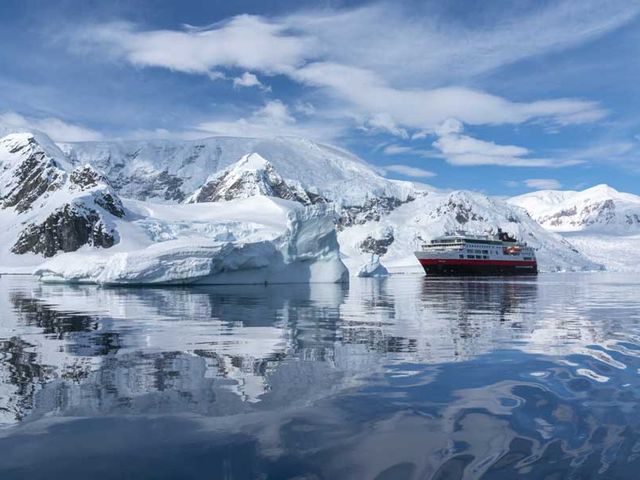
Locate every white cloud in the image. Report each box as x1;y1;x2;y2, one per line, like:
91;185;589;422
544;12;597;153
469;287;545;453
434;118;463;137
123;128;205;141
0;111;104;142
255;99;294;124
75;16;313;75
382;145;414;155
63;1;639;146
295;62;606;132
285;1;639;85
431;119;580;167
74;2;640;85
194;100;343;140
233;72;269;90
361;112;408;138
68;2;629;134
293;102;316;116
383;164;436;178
524;178;563;190
206;71;227;81
571;141;635;161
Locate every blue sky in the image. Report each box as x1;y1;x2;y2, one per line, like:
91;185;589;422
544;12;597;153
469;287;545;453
1;0;640;194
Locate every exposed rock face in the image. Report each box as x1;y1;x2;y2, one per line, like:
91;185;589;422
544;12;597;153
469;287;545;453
70;165;125;218
541;199;616;228
59;136;415;207
131;170;185;202
0;134;66;212
62;142;188;202
425;192;525;229
358;228;395;256
338;195;416;229
0;134;125;258
509;184;640;232
432;196;488;224
69;164;105;190
187;153;327;206
12;204;116;257
189;153;417;233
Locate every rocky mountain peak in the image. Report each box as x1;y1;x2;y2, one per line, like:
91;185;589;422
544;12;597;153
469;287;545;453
187;152;327;205
69;164;111;191
0;134;126;258
509;184;640;232
0;133;70;212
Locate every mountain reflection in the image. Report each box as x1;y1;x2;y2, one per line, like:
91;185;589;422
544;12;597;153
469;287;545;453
1;274;640;478
0;274;596;425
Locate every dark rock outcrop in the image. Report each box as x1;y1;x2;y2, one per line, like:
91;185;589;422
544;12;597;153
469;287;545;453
432;197;487;224
0;135;126;257
0;136;66;212
69;165;125;218
135;170;185;202
12;204;117;257
338;195;415;229
188;153;327;206
358;229;395;256
542;200;616;228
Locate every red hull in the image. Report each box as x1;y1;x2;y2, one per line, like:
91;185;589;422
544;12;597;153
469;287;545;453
417;258;538;276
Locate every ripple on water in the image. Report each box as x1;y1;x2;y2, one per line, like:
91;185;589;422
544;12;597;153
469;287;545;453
0;273;639;478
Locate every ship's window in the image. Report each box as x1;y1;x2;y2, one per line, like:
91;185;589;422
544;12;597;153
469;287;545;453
482;250;488;254
483;255;488;259
459;255;464;259
523;256;532;260
467;255;474;259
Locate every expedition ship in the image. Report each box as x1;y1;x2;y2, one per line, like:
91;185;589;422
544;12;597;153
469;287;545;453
414;229;537;276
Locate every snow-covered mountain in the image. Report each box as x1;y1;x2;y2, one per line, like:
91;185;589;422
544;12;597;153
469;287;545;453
509;184;640;232
0;133;124;262
186;152;326;205
509;185;640;272
339;190;600;273
0;129;606;278
0;132;347;283
60;136;415;206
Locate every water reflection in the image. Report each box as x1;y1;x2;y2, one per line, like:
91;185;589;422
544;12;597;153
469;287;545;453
0;274;639;478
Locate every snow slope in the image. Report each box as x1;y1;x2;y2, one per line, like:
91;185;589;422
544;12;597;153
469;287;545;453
339;190;601;273
35;197;348;285
0;133;125;270
0;130;609;278
186;152;324;205
175;149;599;273
0;133;347;284
509;185;640;272
509;184;640;233
60;136;415;206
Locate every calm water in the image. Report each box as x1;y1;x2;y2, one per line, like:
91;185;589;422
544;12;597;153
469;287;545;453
0;273;640;479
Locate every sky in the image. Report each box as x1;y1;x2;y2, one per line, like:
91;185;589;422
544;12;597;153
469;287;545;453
1;0;640;195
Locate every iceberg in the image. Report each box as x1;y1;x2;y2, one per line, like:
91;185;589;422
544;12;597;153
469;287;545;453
356;257;389;278
35;197;348;285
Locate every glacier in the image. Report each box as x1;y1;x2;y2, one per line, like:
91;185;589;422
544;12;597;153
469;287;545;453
35;197;349;285
0;129;619;282
59;135;415;206
509;185;640;272
0;132;347;284
339;190;601;274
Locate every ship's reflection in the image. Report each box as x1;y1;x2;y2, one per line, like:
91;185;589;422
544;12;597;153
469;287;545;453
1;274;640;478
